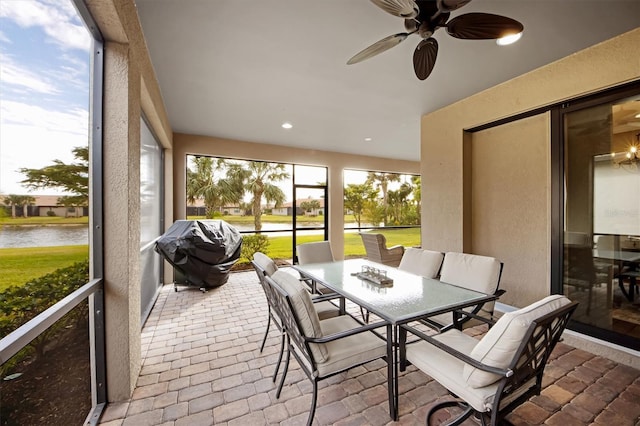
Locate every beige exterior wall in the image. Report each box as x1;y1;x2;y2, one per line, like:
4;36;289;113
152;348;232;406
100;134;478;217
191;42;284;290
172;133;420;258
86;0;174;401
421;28;639;364
470;113;550;306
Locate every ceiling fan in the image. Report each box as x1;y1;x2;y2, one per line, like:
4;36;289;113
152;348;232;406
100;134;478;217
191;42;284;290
347;0;524;80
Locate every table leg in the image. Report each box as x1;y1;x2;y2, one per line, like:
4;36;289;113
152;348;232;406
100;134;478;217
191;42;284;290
386;323;398;421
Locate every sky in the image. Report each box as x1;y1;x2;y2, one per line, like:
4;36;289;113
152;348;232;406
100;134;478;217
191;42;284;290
0;0;91;196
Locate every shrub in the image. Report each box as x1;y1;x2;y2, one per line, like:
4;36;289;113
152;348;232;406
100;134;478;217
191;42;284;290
0;260;90;370
46;210;56;217
239;234;270;264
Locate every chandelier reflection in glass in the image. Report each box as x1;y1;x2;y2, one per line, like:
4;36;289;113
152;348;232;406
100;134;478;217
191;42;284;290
611;132;640;172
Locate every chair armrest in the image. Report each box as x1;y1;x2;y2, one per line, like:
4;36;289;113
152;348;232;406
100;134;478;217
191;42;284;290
388;245;404;253
402;323;512;377
306;320;388;344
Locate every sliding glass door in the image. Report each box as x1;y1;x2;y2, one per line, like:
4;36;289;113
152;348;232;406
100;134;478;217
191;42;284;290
560;90;640;349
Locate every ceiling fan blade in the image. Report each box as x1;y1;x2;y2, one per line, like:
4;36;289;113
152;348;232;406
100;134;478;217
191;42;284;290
347;33;410;65
436;0;472;13
370;0;419;18
446;13;524;39
413;37;438;80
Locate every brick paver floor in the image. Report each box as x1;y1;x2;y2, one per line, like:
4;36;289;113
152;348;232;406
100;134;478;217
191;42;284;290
98;269;640;426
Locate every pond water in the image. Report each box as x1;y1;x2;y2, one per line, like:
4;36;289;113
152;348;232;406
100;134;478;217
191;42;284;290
0;225;89;248
0;221;342;249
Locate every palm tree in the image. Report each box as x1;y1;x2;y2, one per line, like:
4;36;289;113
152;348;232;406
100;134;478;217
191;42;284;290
186;157;242;218
2;194;23;218
21;196;36;218
365;172;401;226
229;161;289;231
300;199;321;216
411;175;421;225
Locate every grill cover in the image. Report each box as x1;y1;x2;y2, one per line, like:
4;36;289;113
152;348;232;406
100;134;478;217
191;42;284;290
155;220;243;288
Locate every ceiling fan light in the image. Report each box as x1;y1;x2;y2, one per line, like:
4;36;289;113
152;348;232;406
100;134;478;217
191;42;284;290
497;32;522;46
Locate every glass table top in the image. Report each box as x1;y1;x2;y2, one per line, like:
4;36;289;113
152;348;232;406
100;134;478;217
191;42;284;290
293;258;494;324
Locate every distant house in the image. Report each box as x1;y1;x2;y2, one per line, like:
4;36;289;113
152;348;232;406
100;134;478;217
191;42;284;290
272;198;325;216
0;194;87;217
185;198;245;216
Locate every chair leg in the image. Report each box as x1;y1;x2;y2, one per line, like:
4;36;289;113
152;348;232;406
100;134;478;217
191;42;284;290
307;379;318;426
360;306;369;323
276;336;290;399
272;330;285;382
426;400;475;426
260;310;271;353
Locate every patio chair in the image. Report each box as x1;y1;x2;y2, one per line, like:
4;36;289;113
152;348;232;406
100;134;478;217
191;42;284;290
403;295;578;426
266;270;388;426
296;240;335;264
424;252;504;332
251;253;339;382
296;241;336;295
359;233;405;267
398;247;444;278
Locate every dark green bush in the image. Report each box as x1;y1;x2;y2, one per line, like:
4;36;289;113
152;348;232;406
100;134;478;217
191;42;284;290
0;260;90;367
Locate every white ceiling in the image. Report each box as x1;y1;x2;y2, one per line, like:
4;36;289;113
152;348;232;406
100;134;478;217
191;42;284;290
135;0;640;161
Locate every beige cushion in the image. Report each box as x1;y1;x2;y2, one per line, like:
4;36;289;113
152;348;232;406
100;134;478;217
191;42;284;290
271;270;328;362
315;316;387;377
463;295;571;388
253;252;278;277
297;241;334;264
440;252;502;294
405;330;499;412
315;301;340;320
438;252;502;327
399;248;444;278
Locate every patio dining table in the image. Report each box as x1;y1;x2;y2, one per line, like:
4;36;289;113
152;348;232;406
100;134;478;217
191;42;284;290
292;258;497;421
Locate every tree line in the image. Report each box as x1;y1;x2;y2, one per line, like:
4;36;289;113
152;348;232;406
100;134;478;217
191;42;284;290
2;147;89;218
2;149;421;230
344;173;421;227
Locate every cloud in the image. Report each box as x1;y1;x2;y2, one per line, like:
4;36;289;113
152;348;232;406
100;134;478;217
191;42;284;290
0;100;88;195
0;99;88;135
0;0;90;51
0;53;59;94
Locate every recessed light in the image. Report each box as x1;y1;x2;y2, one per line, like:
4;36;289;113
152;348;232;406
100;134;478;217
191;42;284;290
364;137;372;142
496;32;522;46
281;122;293;129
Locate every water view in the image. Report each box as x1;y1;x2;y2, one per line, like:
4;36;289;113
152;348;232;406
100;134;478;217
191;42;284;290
0;225;89;248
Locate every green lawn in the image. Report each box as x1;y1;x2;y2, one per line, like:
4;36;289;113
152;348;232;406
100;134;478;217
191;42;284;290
0;216;89;226
0;245;89;291
238;228;421;264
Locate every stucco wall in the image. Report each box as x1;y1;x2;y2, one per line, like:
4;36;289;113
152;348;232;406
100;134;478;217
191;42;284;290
470;113;550;306
172;133;419;258
86;0;175;401
421;27;640;290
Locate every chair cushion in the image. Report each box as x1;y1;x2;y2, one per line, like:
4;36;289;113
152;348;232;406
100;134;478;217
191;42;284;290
253;252;278;277
463;295;571;388
297;241;334;264
405;330;499;412
315;301;340;320
399;248;444;278
439;252;501;294
272;270;329;362
315;316;387;377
